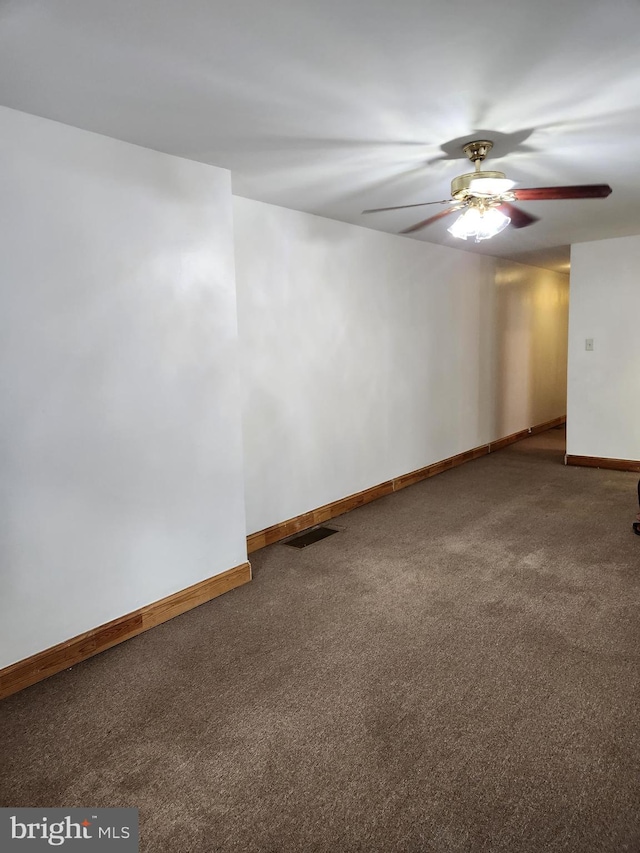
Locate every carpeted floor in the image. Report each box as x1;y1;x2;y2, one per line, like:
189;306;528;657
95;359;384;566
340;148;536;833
1;428;639;852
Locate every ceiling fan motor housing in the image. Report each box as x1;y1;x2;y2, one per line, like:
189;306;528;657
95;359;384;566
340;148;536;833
451;170;510;200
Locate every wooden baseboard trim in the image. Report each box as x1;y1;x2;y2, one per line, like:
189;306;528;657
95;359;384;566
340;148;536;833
488;415;566;454
530;414;566;434
565;454;640;473
391;444;490;492
247;416;567;553
0;561;252;701
247;482;396;552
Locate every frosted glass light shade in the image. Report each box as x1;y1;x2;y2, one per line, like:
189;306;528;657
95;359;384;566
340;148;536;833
447;207;511;242
447;207;482;240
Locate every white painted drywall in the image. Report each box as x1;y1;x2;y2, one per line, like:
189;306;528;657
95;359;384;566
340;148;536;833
234;198;569;535
567;236;640;461
0;107;247;668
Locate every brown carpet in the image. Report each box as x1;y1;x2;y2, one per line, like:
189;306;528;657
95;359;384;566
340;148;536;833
2;429;640;852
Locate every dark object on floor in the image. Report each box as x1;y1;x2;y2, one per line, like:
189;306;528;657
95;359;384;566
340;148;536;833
284;526;338;548
633;522;640;536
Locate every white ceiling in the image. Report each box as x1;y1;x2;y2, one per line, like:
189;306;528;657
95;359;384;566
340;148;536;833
2;0;640;271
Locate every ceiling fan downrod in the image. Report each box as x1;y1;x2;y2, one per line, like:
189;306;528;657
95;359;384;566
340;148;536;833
451;140;511;201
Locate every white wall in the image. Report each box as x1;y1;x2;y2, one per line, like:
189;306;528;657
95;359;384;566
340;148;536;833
234;197;569;535
494;259;569;432
567;236;640;461
0;107;247;668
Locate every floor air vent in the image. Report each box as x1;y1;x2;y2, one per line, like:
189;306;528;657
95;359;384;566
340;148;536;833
284;526;338;549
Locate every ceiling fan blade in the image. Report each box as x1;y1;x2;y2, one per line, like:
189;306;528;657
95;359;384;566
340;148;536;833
512;184;612;201
400;206;462;234
362;199;452;214
497;201;539;229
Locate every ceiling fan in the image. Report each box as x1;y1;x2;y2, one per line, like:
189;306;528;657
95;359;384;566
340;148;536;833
362;140;612;242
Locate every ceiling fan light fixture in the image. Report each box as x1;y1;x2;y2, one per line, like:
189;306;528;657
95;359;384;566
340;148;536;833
362;138;611;239
447;206;511;242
